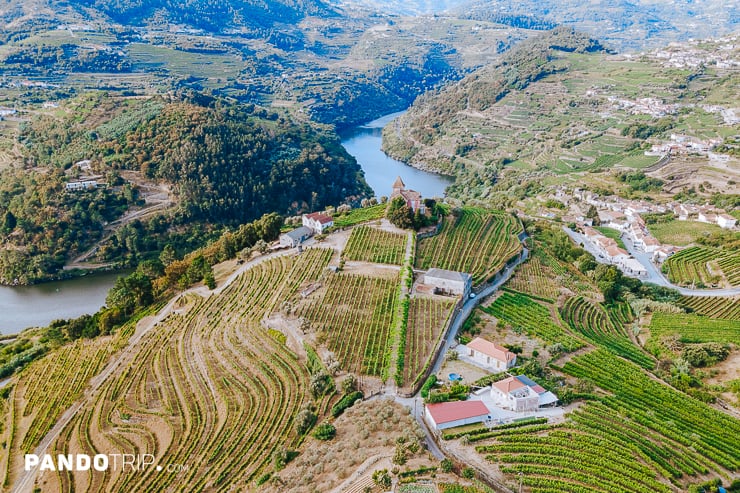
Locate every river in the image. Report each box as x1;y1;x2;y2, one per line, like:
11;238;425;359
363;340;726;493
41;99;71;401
341;111;454;199
0;271;125;335
1;112;451;335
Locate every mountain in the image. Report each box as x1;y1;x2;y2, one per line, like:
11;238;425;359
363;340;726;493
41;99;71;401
454;0;739;52
382;29;740;205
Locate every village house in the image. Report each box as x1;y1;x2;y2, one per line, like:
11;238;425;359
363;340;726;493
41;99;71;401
65;180;98;191
465;337;516;371
391;176;425;214
302;212;333;234
422;268;472;298
279;226;313;248
717;214;737;229
491;375;558;412
425;400;491;431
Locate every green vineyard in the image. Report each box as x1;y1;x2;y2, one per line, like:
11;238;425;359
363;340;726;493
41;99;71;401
664;246;740;287
483;292;582;351
677;295;740;320
402;297;456;388
560;296;654;368
9;248;336;491
648;311;740;346
299;272;398;376
343;225;407;265
416;208;522;285
473;349;740;493
507;254;560;301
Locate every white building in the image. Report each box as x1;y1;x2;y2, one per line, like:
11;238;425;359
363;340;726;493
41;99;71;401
718;214;737;229
491;375;558;412
302;212;333;234
65;180;98;191
422;269;472;298
279;226;313;248
465;337;516;371
425;400;491;431
620;258;648;277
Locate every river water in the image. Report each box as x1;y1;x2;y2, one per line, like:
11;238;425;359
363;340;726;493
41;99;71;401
341;111;454;199
0;112;452;335
0;271;125;335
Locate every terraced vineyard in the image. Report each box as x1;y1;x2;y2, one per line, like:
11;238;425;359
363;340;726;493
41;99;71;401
677;295;740;320
560;296;654;368
0;323;137;487
343;225;407;265
401;296;456;388
506;254;560;301
30;249;332;492
483;292;582;351
664;246;740;287
416;208;522;285
648;312;740;346
299;272;398;376
472;349;740;493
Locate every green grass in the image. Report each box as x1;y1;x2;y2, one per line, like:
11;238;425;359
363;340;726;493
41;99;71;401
331;203;386;228
648;220;724;246
594;226;626;249
648;312;740;346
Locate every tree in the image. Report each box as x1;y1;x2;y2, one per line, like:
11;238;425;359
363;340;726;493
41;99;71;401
586;205;600;226
312;423;336;441
159;244;176;266
372;469;391;489
386;196;414;229
440;458;454;473
2;210;16;232
294;409;317;435
341;374;357;394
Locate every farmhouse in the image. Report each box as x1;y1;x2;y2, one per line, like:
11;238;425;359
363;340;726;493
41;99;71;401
718;214;737;229
302;212;333;234
491;375;558;412
422;268;472;298
65;180;98;191
465;337;516;371
391;176;425;213
425;400;491;431
279;226;313;248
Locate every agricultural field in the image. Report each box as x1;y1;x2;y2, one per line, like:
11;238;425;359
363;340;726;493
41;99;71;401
20;249;332;492
677;295;740;320
416;208;522;285
0;323;136;487
332;204;387;229
648;312;740;346
401;296;456;389
506;254;561;302
647;220;725;246
468;349;740;493
299;272;399;376
483;292;582;351
560;296;654;368
343;225;407;265
663;246;740;288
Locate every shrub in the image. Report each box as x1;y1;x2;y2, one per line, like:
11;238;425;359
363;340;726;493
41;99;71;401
312;423;336;441
331;391;363;418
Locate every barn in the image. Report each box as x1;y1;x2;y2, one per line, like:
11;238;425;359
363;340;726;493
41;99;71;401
425;400;491;431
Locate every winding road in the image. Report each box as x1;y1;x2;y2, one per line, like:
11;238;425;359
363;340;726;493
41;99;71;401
563;227;740;297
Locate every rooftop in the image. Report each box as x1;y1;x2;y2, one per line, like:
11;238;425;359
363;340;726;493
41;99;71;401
304;212;333;224
467;337;515;362
426;400;490;424
426;268;472;283
493;376;526;394
283;226;312;241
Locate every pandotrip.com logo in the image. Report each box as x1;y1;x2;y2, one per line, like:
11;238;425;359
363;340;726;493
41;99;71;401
24;454;189;474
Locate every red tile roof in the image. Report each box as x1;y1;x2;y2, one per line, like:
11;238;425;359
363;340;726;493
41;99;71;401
493;376;526;394
305;212;333;224
426;401;490;424
467;337;515;362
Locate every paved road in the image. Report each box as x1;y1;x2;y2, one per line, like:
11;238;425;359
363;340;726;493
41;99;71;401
563;227;740;297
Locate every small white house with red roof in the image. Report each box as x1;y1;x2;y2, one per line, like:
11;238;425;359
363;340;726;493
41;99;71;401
302;212;334;234
425;400;491;430
465;337;516;371
491;375;558;412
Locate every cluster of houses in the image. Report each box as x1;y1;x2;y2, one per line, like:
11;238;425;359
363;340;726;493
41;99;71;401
423;336;559;431
607;95;678;118
650;36;739;70
645;133;723;158
581;225;648;277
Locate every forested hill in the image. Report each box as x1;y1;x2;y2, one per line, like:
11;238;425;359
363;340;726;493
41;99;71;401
65;0;336;33
0;94;369;284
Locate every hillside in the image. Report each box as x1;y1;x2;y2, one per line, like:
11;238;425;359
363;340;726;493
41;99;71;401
382;29;740;206
455;0;739;52
0;93;370;284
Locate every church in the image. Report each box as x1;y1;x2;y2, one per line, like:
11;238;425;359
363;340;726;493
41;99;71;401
390;176;425;214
